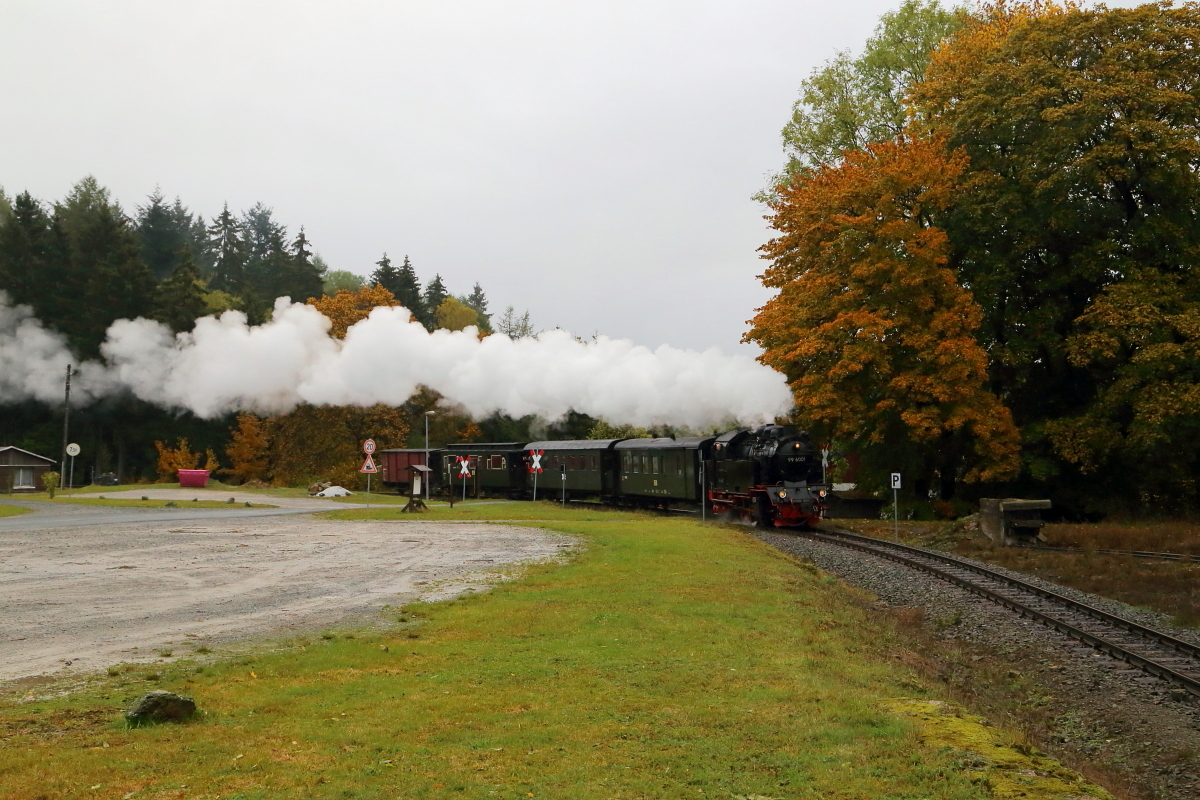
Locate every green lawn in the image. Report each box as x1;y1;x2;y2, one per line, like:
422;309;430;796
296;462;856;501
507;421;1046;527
0;504;31;518
56;498;277;509
0;511;1108;799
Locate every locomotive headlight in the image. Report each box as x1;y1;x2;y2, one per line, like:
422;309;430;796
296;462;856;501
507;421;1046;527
776;490;787;499
818;489;827;498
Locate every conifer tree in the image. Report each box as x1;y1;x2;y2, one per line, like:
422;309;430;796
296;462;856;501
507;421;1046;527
0;192;62;317
208;203;246;294
74;204;155;356
371;253;427;324
136;188;191;281
54;176;114;241
283;227;324;302
421;273;448;329
151;248;206;333
464;282;492;333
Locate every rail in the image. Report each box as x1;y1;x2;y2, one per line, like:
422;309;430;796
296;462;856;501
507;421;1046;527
804;527;1200;697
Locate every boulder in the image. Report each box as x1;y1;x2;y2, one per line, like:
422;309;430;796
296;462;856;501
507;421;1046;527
125;690;196;725
308;481;333;494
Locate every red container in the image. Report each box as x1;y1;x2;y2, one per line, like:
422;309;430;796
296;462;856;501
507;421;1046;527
178;469;210;488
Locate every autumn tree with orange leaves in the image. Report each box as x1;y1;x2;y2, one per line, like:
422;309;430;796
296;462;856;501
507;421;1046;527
748;135;1020;498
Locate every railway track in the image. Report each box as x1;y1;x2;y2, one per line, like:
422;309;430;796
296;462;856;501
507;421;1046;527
804;527;1200;697
1019;544;1199;562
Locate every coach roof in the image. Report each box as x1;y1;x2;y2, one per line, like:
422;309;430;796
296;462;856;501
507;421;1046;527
524;439;624;451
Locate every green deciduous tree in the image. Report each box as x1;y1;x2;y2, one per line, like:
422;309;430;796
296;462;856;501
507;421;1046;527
435;296;480;331
913;1;1200;503
151;248;207;333
322;269;364;295
774;0;965;182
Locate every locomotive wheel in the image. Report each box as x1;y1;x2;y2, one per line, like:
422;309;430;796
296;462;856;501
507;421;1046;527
754;495;774;529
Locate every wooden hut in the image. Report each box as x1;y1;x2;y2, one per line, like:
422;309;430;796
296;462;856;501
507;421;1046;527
0;446;56;493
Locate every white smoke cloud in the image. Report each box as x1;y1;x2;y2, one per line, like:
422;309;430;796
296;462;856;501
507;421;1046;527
2;294;794;427
0;293;114;405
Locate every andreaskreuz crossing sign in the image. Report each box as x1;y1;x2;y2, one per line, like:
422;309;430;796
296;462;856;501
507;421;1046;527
528;449;544;474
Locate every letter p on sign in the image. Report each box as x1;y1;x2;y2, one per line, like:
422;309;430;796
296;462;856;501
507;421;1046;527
891;473;902;490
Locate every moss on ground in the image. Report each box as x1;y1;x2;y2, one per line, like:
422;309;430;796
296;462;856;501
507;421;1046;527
885;699;1113;798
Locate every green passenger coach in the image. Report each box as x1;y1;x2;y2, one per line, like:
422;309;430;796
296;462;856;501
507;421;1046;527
615;436;715;504
524;439;622;498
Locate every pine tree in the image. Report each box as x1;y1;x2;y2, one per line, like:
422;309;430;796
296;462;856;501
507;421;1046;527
207;203;246;294
0;192;60;315
136;188;191;281
239;203;290;320
463;282;492;332
73;204;155;356
422;273;448;328
0;187;12;225
371;253;426;324
151;248;206;333
282;227;324;302
176;197;214;277
54;176;114;241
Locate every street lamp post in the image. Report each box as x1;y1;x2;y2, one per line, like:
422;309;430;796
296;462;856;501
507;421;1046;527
424;411;435;501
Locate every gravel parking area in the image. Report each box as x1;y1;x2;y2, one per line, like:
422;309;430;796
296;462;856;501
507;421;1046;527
756;529;1200;800
0;517;571;685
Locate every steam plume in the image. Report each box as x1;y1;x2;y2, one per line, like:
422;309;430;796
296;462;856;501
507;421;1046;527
1;294;793;427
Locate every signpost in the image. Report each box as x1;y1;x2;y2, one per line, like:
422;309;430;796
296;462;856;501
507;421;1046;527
560;462;566;506
457;456;472;502
891;472;902;541
528;449;543;501
361;439;377;504
66;442;80;492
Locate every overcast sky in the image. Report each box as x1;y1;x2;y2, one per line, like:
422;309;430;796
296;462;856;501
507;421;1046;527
3;1;972;354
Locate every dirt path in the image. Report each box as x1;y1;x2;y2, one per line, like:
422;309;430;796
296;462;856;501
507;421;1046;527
0;517;570;685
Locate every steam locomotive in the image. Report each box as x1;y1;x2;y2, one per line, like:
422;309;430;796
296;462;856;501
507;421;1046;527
378;424;828;528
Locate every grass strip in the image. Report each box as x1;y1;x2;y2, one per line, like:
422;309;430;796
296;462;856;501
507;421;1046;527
0;504;31;518
0;513;1109;799
39;498;277;509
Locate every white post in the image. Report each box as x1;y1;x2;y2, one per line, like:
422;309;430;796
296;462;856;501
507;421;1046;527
69;455;75;492
893;486;898;541
700;457;705;522
424;411;434;501
891;472;901;542
533;462;538;501
561;463;566;506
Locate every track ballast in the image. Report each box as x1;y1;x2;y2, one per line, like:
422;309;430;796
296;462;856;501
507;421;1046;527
805;527;1200;697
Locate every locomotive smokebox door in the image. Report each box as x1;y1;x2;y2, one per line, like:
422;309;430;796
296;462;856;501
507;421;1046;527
980;498;1051;546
